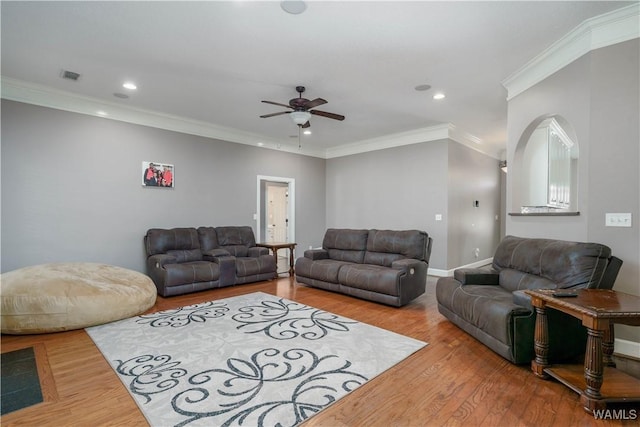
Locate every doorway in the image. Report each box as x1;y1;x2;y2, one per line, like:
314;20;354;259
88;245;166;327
256;176;295;245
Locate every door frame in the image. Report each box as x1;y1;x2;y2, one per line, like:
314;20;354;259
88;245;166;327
256;175;295;244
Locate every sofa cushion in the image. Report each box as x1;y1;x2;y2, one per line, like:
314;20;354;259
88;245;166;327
365;229;429;266
145;228;200;255
197;227;219;251
499;269;557;293
338;264;401;296
295;257;353;283
235;256;276;277
492;235;611;289
164;261;219;287
322;228;368;263
221;245;249;257
436;281;531;346
166;249;203;263
216;226;256;247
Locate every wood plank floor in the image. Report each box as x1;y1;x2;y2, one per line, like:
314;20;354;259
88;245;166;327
2;276;638;426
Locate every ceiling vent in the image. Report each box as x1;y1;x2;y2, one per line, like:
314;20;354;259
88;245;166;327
60;70;81;81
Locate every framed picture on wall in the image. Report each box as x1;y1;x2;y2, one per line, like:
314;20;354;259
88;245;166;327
142;161;174;188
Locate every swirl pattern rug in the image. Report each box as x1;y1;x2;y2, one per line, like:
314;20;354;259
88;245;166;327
86;292;426;427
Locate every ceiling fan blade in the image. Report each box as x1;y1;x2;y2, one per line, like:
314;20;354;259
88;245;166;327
260;111;290;118
303;98;327;109
301;121;310;128
310;110;345;121
261;100;293;109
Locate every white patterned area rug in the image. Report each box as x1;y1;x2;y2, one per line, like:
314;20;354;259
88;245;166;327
86;292;426;427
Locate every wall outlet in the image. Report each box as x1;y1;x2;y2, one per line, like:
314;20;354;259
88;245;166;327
435;214;442;221
605;213;632;227
474;248;480;258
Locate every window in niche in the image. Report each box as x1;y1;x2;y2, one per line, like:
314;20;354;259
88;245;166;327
515;117;578;215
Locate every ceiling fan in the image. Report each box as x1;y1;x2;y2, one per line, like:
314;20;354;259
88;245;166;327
260;86;345;128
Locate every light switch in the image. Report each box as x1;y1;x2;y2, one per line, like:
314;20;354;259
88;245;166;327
435;214;442;221
605;213;632;227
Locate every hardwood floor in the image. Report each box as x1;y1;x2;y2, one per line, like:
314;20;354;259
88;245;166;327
2;276;637;426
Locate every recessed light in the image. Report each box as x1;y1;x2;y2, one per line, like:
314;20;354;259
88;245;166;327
257;142;265;147
123;82;137;90
96;111;108;116
281;1;307;15
303;129;312;135
415;84;431;91
433;93;446;100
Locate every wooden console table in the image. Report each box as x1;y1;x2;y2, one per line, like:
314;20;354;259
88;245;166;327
526;289;640;413
256;242;297;276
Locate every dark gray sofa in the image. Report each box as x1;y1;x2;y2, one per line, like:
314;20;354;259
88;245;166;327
435;235;622;364
295;228;433;307
144;226;276;297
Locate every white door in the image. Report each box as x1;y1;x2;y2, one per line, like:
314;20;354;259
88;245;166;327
266;183;288;243
256;176;295;245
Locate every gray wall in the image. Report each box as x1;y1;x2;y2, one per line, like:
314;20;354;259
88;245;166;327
506;39;640;345
325;139;501;271
447;142;501;269
1;100;326;273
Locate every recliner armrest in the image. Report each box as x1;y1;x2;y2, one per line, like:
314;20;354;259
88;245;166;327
208;255;236;286
512;290;533;310
454;268;499;285
304;249;329;260
203;248;231;260
148;253;177;269
391;258;423;273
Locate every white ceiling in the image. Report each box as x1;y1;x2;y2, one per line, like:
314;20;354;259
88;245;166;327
1;1;636;158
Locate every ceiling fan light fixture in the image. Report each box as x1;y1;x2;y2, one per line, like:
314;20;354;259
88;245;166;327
280;1;307;15
290;111;311;125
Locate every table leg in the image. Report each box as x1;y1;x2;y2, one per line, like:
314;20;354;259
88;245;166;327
581;327;606;413
288;246;295;276
271;248;280;278
531;305;550;378
603;323;616;368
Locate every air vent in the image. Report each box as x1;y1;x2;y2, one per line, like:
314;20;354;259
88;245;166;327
61;70;81;81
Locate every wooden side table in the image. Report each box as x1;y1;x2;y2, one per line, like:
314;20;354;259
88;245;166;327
256;242;297;276
525;289;640;413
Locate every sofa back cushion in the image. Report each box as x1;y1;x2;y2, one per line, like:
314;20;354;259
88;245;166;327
364;230;430;267
493;235;612;291
145;228;200;256
166;249;203;263
322;229;368;263
197;227;219;251
215;226;257;247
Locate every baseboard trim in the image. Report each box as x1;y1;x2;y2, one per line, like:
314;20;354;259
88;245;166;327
614;338;640;359
428;258;493;277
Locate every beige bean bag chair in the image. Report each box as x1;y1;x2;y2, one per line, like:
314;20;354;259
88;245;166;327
1;262;157;334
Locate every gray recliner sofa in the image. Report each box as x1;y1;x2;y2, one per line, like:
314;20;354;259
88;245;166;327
144;226;276;297
435;235;622;364
295;228;433;307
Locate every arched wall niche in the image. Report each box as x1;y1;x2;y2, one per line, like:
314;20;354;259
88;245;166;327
511;114;579;215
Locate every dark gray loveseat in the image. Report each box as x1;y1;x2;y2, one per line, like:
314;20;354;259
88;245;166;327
295;228;432;307
144;226;276;297
436;235;622;364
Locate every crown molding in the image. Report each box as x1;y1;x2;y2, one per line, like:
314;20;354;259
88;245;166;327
2;76;492;159
325;123;496;159
502;3;640;101
1;77;327;159
324;124;450;159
